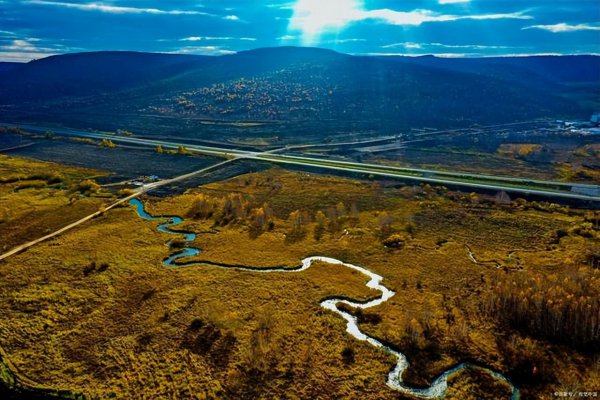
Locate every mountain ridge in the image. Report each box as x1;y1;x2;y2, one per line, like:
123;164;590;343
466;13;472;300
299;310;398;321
0;47;597;133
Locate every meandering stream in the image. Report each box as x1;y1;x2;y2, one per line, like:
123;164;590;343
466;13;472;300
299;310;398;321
130;198;519;399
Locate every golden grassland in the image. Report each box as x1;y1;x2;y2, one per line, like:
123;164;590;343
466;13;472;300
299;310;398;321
0;155;112;252
0;166;598;399
497;144;545;158
366;143;600;184
364;150;556;182
556;163;600;183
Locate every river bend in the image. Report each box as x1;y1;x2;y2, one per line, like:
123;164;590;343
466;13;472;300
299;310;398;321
129;198;519;399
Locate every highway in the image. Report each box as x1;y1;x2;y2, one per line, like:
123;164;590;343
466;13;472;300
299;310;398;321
4;123;600;202
259;153;599;189
258;154;600;202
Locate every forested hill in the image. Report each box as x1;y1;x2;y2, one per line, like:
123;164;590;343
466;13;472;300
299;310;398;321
0;47;597;130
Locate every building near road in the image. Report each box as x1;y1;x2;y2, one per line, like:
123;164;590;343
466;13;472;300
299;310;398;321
131;175;160;186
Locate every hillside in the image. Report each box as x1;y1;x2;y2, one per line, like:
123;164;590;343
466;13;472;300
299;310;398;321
0;62;22;75
0;51;211;103
390;55;600;85
0;47;597;134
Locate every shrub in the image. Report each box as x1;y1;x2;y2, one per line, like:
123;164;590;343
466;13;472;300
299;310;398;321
341;346;355;364
190;318;205;330
188;194;219;220
382;233;408;248
99;138;117;148
83;261;96;276
74;179;101;196
117;188;135;197
46;173;64;184
169;239;187;250
177;145;192;155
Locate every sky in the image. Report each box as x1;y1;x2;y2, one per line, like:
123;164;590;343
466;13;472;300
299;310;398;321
0;0;599;62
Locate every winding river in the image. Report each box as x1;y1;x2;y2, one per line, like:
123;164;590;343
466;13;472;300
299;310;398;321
130;199;519;399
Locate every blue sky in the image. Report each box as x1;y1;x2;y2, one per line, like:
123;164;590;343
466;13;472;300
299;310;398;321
0;0;598;62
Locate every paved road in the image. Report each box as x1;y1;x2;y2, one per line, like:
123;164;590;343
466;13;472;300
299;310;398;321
0;158;236;262
4;123;599;202
257;154;600;202
260;153;599;189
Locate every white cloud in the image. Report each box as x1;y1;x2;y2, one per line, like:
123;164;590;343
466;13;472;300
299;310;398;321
25;1;210;15
181;36;210;42
1;38;59;52
523;23;600;33
268;2;296;9
382;42;515;50
0;38;72;62
331;37;366;43
0;51;56;62
362;52;592;58
365;52;469;58
277;35;298;40
288;0;532;44
438;0;470;4
365;9;531;26
383;42;423;49
180;36;256;42
170;46;237;56
223;15;240;21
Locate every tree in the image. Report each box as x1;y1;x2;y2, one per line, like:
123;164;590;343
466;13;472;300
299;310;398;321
99;138;117;148
177;145;191;155
469;192;479;205
326;206;340;233
216;194;249;225
484;268;599;348
495;191;511;206
251;207;267;230
335;202;347;218
288;209;309;237
349;203;359;218
377;212;394;237
75;179;101;196
250;204;273;235
117;188;135;197
314;210;328;241
188;194;218;220
382;233;408;249
588;248;600;269
155;145;164;154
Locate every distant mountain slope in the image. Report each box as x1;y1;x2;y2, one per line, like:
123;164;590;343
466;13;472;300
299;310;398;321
392;55;600;85
0;47;597;130
0;62;22;75
0;51;211;102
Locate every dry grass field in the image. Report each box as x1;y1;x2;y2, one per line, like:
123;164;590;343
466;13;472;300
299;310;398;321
0;164;598;399
0;155;111;252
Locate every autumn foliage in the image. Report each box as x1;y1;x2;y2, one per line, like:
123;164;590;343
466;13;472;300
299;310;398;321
483;267;600;349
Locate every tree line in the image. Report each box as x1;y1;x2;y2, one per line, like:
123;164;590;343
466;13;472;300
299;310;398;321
482;267;599;350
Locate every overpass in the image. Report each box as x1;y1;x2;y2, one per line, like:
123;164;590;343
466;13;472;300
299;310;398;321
4;123;600;203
